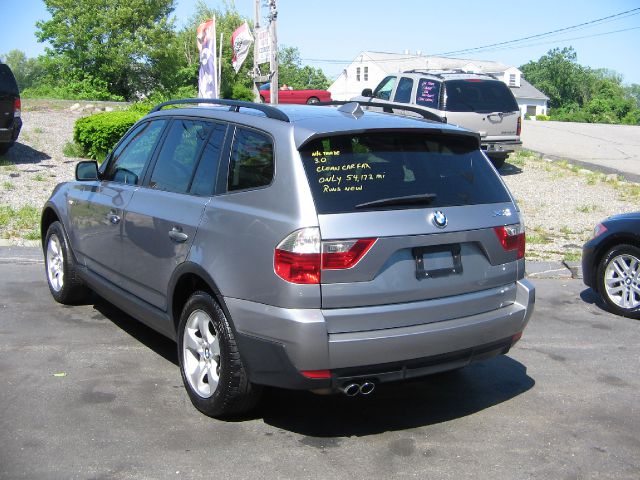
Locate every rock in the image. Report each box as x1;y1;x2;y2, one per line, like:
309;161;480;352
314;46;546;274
605;174;619;182
69;103;81;111
578;169;592;175
85;103;95;110
105;106;114;112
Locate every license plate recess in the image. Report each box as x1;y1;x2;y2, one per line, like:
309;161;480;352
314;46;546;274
412;244;462;280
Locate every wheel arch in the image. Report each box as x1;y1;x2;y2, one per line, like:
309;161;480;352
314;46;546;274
168;262;230;333
41;204;61;249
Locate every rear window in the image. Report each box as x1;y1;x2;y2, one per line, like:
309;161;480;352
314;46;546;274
0;65;19;94
299;132;510;215
444;80;518;113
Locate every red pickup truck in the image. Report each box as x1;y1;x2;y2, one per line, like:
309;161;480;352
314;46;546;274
259;83;332;104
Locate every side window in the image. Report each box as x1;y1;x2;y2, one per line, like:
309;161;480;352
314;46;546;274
415;79;442;109
104;120;166;184
393;77;414;103
190;123;226;196
373;76;396;100
149;119;213;194
227;128;274;192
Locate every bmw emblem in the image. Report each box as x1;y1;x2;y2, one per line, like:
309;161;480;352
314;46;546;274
432;211;448;229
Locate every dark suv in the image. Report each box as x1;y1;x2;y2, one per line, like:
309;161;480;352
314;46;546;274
41;99;535;418
0;63;21;155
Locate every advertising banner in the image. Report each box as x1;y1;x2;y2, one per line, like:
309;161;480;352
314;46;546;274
197;18;218;98
231;21;254;73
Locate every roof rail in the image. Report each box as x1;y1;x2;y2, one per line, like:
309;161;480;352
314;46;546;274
149;98;290;122
315;100;444;123
403;69;499;80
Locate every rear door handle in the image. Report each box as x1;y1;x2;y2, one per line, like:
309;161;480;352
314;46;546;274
168;227;189;243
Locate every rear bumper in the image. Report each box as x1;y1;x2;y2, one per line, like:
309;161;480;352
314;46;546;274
228;279;535;390
0;117;22;143
481;140;522;155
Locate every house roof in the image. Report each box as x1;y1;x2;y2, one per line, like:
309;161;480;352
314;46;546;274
511;78;550;100
357;51;511;75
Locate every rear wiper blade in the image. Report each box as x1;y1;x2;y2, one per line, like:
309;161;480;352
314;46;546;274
355;193;437;209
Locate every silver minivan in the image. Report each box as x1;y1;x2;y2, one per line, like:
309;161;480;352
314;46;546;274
353;70;522;169
42;99;534;418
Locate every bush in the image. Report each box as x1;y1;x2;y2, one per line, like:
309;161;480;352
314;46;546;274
74;110;143;160
535;114;550;121
231;84;255;102
22;77;124;101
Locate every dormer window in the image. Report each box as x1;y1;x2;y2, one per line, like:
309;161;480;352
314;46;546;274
509;74;517;87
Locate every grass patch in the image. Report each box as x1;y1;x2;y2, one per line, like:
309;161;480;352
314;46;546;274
33;127;45;134
563;251;581;262
559;226;573;235
33;174;45;182
62;141;86;158
527;226;553;245
0;205;40;240
3;181;14;190
576;204;597;213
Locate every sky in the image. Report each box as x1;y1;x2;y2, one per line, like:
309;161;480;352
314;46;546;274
2;0;640;84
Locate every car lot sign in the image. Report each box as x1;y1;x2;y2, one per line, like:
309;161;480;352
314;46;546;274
197;18;218;98
255;28;271;65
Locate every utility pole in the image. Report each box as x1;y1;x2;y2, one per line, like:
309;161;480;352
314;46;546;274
268;0;278;104
252;0;260;102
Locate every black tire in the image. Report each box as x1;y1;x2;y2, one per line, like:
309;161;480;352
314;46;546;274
306;97;320;104
597;244;640;319
487;153;507;169
44;221;91;304
177;291;261;418
0;142;12;155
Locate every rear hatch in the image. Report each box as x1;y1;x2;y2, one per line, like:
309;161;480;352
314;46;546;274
443;79;519;142
0;65;19;129
298;130;524;333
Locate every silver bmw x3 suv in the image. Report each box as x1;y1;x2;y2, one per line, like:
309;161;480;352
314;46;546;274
41;99;535;417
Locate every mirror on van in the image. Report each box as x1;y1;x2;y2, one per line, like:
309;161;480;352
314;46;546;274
361;88;373;97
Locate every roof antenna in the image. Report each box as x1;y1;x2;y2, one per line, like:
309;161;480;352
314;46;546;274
337;102;364;119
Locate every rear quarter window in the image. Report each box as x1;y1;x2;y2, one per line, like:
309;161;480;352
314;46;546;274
444;79;518;113
415;79;441;109
0;65;19;94
299;132;510;215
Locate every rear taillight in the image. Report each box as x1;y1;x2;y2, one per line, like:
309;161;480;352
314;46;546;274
516;115;521;136
593;223;607;239
274;228;377;284
14;98;21;118
322;238;376;270
494;224;525;259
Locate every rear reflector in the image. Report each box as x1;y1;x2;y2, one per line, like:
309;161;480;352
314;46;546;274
14;98;21;118
274;228;377;284
511;332;523;344
300;370;332;379
516;115;521;136
494;224;525;259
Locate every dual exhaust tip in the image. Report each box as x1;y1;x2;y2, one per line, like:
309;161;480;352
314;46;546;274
340;380;375;397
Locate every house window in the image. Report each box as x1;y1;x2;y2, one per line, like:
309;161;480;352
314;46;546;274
356;67;361;82
364;67;369;81
509;74;517;86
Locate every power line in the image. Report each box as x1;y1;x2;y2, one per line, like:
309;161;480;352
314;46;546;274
431;7;640;56
301;8;640;65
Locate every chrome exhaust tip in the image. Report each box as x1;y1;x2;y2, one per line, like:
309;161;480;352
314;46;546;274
340;383;360;397
359;381;375;395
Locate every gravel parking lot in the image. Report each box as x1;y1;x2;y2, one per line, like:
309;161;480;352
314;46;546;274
0;100;639;261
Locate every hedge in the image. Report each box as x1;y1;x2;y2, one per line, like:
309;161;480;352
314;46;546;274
73;110;144;160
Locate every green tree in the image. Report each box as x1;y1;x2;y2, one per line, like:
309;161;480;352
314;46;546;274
520;47;590;109
36;0;177;99
0;50;46;91
278;46;330;90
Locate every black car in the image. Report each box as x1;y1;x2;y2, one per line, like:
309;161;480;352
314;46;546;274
582;212;640;318
0;63;21;155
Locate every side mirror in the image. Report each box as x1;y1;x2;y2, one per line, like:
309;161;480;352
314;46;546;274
361;88;373;97
75;161;99;181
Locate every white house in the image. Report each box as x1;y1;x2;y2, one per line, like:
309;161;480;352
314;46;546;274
329;51;549;118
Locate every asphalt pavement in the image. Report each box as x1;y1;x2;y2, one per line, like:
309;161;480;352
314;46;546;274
1;248;639;479
521;120;640;182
